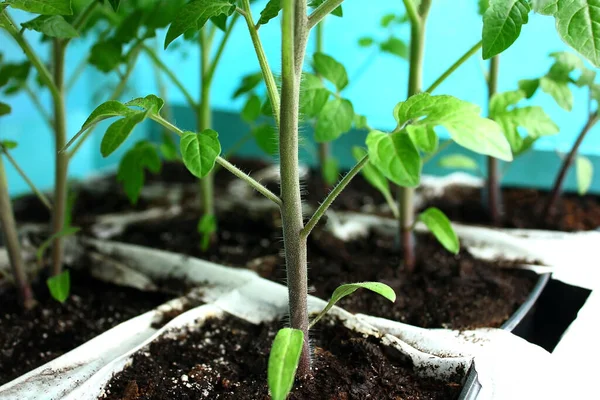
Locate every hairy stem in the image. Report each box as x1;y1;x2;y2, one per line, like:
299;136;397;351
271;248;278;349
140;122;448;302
198;29;215;220
0;155;36;309
486;56;502;226
2;148;52;210
545;112;599;217
50;40;68;276
425;40;482;94
307;0;344;29
281;0;311;377
399;0;431;273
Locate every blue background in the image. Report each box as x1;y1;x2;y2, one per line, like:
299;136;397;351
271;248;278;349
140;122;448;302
1;0;599;196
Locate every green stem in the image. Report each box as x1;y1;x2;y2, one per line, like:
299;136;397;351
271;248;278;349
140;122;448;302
240;0;281;128
205;13;240;84
1;148;52;210
0;155;36;309
24;84;53;129
302;154;369;238
50;40;68;276
425;40;482;94
213;132;253;173
486;56;502;226
307;0;344;29
199;28;215;219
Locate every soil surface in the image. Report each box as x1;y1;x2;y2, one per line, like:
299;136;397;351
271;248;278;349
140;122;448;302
99;314;463;400
113;208;537;330
0;270;172;385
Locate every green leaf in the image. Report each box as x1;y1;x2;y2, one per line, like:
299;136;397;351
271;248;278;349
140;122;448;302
438;154;479;170
211;14;227;31
358;37;374;47
380;13;397;27
252;124;278;155
180;129;221;178
198;214;217;251
107;0;120;11
314;98;354;142
233;72;263;98
309;0;342;17
532;0;558;15
354;114;368;130
268;328;304;400
165;0;236;49
394;93;512;161
366;130;421;187
577;67;597;87
159;132;179;161
576;155;593;195
548;51;584;79
482;0;530;59
258;0;281;25
0;102;10;117
89;40;122;73
5;0;73;15
0;139;17;149
21;15;78;38
322;157;339;186
380;36;408;59
419;208;459;254
79;101;135;134
117;141;161;204
518;78;540;98
126;95;165;114
100;110;150;157
242;94;262;123
553;0;600;67
478;0;490;15
0;61;31;91
46;270;71;304
407;125;438;153
313;53;348;91
300;73;330;118
310;282;396;328
352;146;391;199
37;227;80;263
540;76;573;110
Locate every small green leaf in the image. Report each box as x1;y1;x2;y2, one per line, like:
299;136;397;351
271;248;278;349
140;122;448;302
159;132;179;161
107;0;120;11
233;72;263;98
314;98;354;142
358;37;374;47
576;155;593;195
180;129;221;178
242;94;262;123
21;15;78;38
5;0;72;15
46;270;71;304
577;67;597;87
322;157;339;186
352;146;391;199
518;78;540;98
117;141;161;204
407;125;438;153
419;208;459;254
380;36;408;59
540;76;573;111
89;40;122;73
268;328;304;400
548;51;584;79
482;0;530;59
198;214;217;251
300;74;330;118
0;140;17;149
438;154;479;170
211;14;227;31
165;0;236;49
313;53;349;91
366;130;421;187
252;124;278;155
553;0;600;67
354;114;368;130
100;110;150;157
258;0;281;25
0;102;10;117
126;95;165;114
310;282;396;328
380;13;397;27
79;101;135;135
0;61;31;91
37;227;80;263
478;0;490;15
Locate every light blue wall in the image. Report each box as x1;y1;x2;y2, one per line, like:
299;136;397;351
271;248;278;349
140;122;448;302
1;0;600;196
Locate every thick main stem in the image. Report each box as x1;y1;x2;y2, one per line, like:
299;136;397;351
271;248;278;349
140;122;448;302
486;56;502;226
50;40;68;276
198;29;215;219
281;0;311;377
545;113;599;217
0;156;35;309
399;0;430;273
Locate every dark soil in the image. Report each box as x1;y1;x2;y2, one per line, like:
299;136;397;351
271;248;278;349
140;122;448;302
0;270;173;385
113;208;537;330
99;314;463;400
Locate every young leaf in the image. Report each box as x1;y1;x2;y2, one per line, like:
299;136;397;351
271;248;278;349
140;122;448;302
576;155;593;195
36;227;80;263
380;36;408;59
253;124;279;155
268;328;304;400
242;94;262;123
577;67;597;87
233;72;263;98
101;110;150;157
322;157;339;186
407;125;438;153
418;208;459;254
553;1;600;67
89;40;123;73
532;0;557;15
518;78;540;98
313;53;349;92
314;98;354;142
0;102;10;117
358;37;375;47
438;154;479;171
258;0;281;25
540;76;573;111
117;141;162;204
180;129;221;178
159;132;179;161
354;114;369;130
46;270;70;304
198;214;217;251
478;0;490;15
482;0;530;59
310;282;396;328
78;101;135;135
352;146;391;198
165;0;236;49
5;0;73;15
366;130;421;187
0;140;17;149
21;15;78;38
126;95;165;114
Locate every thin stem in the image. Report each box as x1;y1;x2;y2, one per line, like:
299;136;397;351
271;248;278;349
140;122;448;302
545;112;599;217
1;149;52;210
213;132;253;173
24;84;53;129
302;155;369;238
66;53;89;92
486;56;502;226
143;44;198;109
307;0;344;30
205;13;240;84
401;0;421;27
199;28;215;219
240;0;281;127
425;40;482;94
50;40;68;276
0;155;36;309
383;189;400;219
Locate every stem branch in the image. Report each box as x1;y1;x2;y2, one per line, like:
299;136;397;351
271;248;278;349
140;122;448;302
425;40;482;94
1;148;52;210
